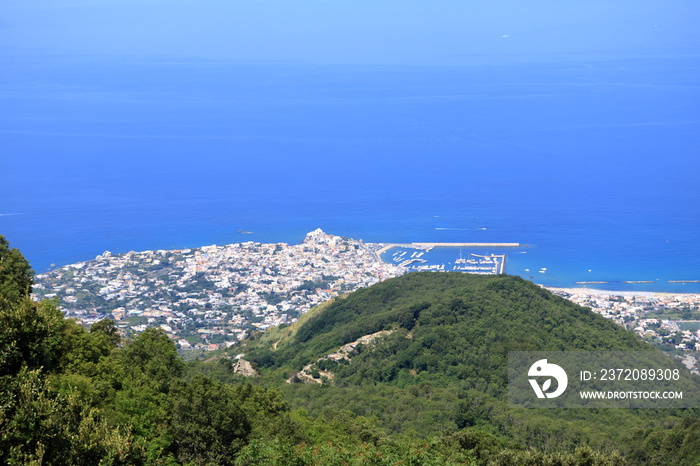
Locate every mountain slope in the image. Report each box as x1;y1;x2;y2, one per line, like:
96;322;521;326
237;273;700;464
247;273;647;377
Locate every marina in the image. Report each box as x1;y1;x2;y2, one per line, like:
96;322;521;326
381;243;511;275
376;242;521;256
452;253;506;274
374;241;700;293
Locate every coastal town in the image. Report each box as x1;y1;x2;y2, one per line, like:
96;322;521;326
32;229;406;354
32;230;700;371
548;287;700;373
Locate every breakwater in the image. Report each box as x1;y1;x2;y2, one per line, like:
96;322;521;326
378;243;510;275
375;242;520;256
411;242;520;248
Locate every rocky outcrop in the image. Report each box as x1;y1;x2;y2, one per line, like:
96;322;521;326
286;329;394;384
232;358;259;377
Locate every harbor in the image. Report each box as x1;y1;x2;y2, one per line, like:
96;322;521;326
379;243;513;275
411;242;520;248
375;242;520;256
375;242;700;293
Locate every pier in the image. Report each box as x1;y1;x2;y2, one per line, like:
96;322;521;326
375;242;515;275
375;242;520;256
411;242;520;248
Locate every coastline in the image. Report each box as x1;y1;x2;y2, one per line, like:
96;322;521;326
375;242;520;255
543;286;700;298
27;230;700;296
375;244;700;295
32;229;700;365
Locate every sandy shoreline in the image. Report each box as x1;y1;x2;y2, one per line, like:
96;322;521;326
544;286;700;298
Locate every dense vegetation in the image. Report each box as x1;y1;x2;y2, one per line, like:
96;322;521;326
241;273;700;464
2;234;699;464
248;272;649;372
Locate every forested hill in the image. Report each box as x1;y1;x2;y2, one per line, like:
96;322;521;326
245;272;648;378
240;273;700;464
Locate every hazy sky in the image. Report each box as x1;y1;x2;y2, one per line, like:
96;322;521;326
2;0;699;65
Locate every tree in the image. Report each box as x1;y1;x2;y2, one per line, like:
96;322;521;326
53;318;115;377
121;327;185;391
0;236;60;377
0;234;33;303
0;368;141;465
91;318;122;347
0;298;63;378
167;375;251;465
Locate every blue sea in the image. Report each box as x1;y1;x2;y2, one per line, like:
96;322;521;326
1;1;699;293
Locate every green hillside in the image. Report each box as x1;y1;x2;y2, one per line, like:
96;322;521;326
247;272;647;372
238;273;700;464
